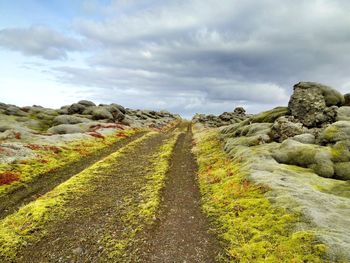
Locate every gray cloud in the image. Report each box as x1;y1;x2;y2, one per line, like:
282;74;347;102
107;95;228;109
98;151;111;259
8;0;350;116
0;25;81;60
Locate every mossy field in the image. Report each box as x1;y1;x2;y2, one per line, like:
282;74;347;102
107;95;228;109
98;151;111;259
0;121;344;262
192;128;330;262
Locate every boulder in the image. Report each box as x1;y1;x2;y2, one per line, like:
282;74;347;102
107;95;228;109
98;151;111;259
110;103;126;114
5;106;27;117
91;108;113;120
250;107;289;123
68;103;86;115
292;133;316;144
334;162;350;180
319;121;350;144
344;93;350;106
337;106;350;121
233;107;246;115
288;82;344;127
269;116;306;142
292;82;344;106
53;115;91;125
48;124;84;134
272;139;334;178
78;100;96;107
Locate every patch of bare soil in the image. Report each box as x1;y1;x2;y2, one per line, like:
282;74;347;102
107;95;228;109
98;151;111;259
0;132;146;219
134;125;221;263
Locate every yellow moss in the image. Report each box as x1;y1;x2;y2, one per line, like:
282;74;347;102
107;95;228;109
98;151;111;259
102;131;181;259
0;128;138;196
192;128;328;262
0;132;155;261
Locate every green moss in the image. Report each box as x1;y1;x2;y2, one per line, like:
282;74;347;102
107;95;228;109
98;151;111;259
0;128;138;196
0;132;156;261
101;131;181;260
250;107;289;123
192;128;328;262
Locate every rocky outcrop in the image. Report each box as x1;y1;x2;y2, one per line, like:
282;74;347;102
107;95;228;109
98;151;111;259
288;82;343;128
192;107;248;127
343;93;350;106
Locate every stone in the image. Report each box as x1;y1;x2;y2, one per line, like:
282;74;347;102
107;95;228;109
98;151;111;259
288;82;342;127
110;103;126;114
91;108;114;120
53;115;91;125
47;124;84;134
337;106;350;121
269;116;305;142
292;133;316;144
345;93;350;106
293;82;345;106
67;103;86;115
334;162;350;180
233;107;246;115
272;139;335;177
319;121;350;144
78;100;96;107
250;107;289;123
5;106;27;117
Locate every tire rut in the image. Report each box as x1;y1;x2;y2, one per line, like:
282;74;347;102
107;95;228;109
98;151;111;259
14;131;172;263
0;132;146;220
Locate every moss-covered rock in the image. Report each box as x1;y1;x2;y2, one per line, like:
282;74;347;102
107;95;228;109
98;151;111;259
250;107;289;123
293;82;345;106
269;116;306;142
337;106;350;121
334;162;350;180
319;121;350;144
53;115;91;125
292;133;315;144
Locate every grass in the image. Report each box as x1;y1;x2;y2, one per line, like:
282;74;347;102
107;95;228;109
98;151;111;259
101;130;181;260
0;128;138;196
0;132;155;261
192;128;328;263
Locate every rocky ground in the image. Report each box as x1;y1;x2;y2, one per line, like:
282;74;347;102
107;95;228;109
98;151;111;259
194;81;350;261
0;100;179;164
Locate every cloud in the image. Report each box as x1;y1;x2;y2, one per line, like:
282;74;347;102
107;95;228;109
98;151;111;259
0;25;81;60
3;0;350;116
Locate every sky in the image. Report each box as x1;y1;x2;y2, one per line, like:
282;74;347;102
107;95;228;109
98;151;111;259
0;0;350;117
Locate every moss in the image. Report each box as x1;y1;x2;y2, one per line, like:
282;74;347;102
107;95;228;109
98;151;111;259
192;128;328;262
0;132;156;261
250;107;289;123
101;131;181;260
0;128;138;197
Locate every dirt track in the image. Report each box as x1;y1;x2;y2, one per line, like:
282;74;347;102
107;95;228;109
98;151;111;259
0;132;146;219
6;123;220;262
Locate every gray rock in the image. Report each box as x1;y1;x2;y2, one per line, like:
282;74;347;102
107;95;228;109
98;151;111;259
344;93;350;106
78;100;96;107
48;124;84;134
293;82;344;106
233;107;246;115
91;108;114;120
110;103;126;114
337;106;350;121
319;121;350;144
67;103;86;115
272;139;335;178
334;162;350;180
292;133;316;144
5;106;27;117
269;116;305;142
53;115;91;125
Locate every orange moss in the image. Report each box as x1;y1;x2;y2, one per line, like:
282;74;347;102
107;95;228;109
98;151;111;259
0;172;19;185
